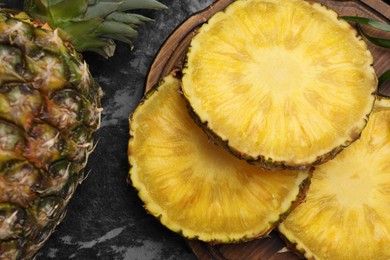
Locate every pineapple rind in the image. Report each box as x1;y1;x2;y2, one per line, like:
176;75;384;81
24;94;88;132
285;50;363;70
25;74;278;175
182;0;376;169
129;72;311;243
0;12;102;259
279;97;390;260
375;95;390;110
185;102;351;171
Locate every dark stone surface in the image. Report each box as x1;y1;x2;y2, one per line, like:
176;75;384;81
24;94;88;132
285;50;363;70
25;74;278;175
2;0;213;259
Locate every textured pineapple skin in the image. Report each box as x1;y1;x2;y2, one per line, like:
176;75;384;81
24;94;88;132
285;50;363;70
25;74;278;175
0;13;102;259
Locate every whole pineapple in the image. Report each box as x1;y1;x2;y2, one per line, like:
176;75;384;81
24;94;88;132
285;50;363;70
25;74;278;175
0;0;165;259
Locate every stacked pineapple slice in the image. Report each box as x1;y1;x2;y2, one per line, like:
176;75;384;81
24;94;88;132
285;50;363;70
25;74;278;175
129;0;388;258
129;73;310;243
181;0;376;169
279;97;390;259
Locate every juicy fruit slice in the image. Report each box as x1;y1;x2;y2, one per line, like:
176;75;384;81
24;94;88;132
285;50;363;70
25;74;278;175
128;73;310;243
182;0;377;169
279;97;390;260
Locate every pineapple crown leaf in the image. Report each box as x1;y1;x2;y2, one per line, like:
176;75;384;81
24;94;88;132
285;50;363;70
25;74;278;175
26;0;89;22
97;20;138;38
85;2;122;20
23;0;167;58
106;12;154;26
94;0;167;11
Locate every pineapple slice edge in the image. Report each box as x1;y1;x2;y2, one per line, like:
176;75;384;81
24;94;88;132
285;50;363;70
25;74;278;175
181;0;377;170
279;96;390;260
128;72;312;243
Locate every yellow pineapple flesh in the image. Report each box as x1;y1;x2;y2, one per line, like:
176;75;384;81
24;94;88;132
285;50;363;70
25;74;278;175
128;73;310;243
279;97;390;259
182;0;377;169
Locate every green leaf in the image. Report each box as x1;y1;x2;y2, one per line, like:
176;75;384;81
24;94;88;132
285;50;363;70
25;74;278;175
357;25;390;48
49;0;88;22
341;16;390;32
73;37;116;58
24;0;53;23
25;0;166;57
57;18;103;41
378;69;390;90
88;46;115;58
41;0;63;7
116;0;167;11
30;0;49;8
96;20;138;38
85;2;122;19
104;34;133;45
106;12;153;25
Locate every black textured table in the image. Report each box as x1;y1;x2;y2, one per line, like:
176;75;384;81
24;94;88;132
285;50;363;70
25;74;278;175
2;0;214;259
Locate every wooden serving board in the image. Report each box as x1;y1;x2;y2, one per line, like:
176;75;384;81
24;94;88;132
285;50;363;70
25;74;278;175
145;0;390;259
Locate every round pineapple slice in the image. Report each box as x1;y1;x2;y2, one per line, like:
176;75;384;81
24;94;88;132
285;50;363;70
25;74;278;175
128;73;310;243
279;97;390;259
182;0;377;169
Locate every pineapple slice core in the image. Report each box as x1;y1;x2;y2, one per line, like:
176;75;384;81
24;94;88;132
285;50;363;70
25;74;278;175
182;0;376;167
246;48;305;94
129;75;309;242
279;98;390;260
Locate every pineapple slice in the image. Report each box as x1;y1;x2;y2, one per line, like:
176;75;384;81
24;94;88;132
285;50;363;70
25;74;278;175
128;73;310;243
279;97;390;260
182;0;377;169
